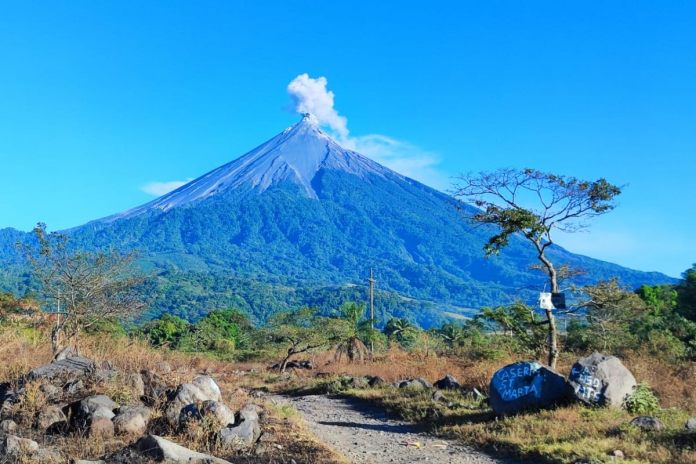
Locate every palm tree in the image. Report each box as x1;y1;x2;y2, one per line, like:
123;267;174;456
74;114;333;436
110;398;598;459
438;322;467;348
334;302;374;363
383;317;418;347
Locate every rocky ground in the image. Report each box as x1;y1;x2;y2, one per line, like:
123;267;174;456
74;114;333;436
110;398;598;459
272;394;529;464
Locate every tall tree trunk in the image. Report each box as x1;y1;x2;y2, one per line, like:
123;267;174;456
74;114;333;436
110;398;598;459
50;324;62;357
538;250;560;369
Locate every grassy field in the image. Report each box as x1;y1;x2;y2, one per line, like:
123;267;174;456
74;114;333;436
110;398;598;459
1;323;694;463
259;348;696;464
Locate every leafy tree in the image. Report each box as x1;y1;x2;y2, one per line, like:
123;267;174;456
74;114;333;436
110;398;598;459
24;223;145;355
677;264;696;321
334;302;376;363
383;317;418;347
184;308;251;352
476;302;547;358
144;314;190;348
635;280;696;360
263;307;342;372
437;322;468;348
453;168;622;368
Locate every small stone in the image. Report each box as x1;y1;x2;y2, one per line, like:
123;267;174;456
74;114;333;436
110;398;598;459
3;434;39;458
630;416;664;431
36;405;68;433
39;383;62;401
200;400;235;428
140;369;169;405
79;395;118;418
126;372;146;398
88;416;114;438
685;418;696;431
432;390;446;402
613;449;625;459
113;405;151;436
433;374;461;390
0;419;17;433
397;378;432;390
218;404;261;449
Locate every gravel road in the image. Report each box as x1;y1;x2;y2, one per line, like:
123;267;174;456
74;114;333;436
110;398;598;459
271;394;532;464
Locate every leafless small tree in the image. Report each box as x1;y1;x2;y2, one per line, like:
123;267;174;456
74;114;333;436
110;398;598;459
452;168;621;368
24;223;145;356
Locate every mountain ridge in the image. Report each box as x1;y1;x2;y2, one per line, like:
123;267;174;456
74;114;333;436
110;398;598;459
0;115;676;325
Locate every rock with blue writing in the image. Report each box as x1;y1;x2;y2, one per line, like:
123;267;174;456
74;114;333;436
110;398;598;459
568;353;636;408
489;361;571;415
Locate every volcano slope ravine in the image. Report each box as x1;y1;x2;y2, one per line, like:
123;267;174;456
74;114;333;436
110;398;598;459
271;394;532;464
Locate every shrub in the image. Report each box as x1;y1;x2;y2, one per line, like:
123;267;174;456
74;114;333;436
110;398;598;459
624;382;660;414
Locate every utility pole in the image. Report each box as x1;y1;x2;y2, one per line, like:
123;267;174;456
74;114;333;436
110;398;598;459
368;268;375;354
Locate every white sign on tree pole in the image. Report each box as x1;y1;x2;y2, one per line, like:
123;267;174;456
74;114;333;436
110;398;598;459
539;292;567;310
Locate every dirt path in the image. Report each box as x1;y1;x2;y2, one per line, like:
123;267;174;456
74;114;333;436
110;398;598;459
271;394;531;464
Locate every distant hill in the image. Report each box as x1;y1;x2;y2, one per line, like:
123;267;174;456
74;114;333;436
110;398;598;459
0;115;674;327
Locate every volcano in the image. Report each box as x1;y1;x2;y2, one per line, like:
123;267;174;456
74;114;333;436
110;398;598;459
0;115;674;325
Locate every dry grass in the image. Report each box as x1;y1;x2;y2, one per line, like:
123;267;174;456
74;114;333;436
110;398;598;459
0;324;345;463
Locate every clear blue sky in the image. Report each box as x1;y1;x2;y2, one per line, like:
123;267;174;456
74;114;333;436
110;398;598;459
0;1;694;277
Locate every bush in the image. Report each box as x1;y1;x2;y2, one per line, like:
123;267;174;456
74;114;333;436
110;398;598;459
624;382;660;414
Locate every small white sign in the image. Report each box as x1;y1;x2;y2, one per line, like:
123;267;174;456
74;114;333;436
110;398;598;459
539;292;554;310
539;292;567;310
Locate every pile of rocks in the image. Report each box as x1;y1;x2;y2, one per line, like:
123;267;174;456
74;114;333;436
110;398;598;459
0;356;264;463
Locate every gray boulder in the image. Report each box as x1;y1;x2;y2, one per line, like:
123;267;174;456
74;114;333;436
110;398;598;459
36;405;68;433
367;375;385;387
39;382;62;401
686;418;696;431
165;382;214;427
79;395;119;419
3;434;39;458
179;400;236;431
191;375;222;402
568;353;636;408
113;405;151;436
434;374;461;390
489;361;571;415
27;357;95;385
200;400;235;427
33;447;64;464
218;404;261;449
398;378;432;390
88;416;114;438
140;369;169;405
136;434;231;463
126;372;146;398
0;419;17;433
630;415;664;431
